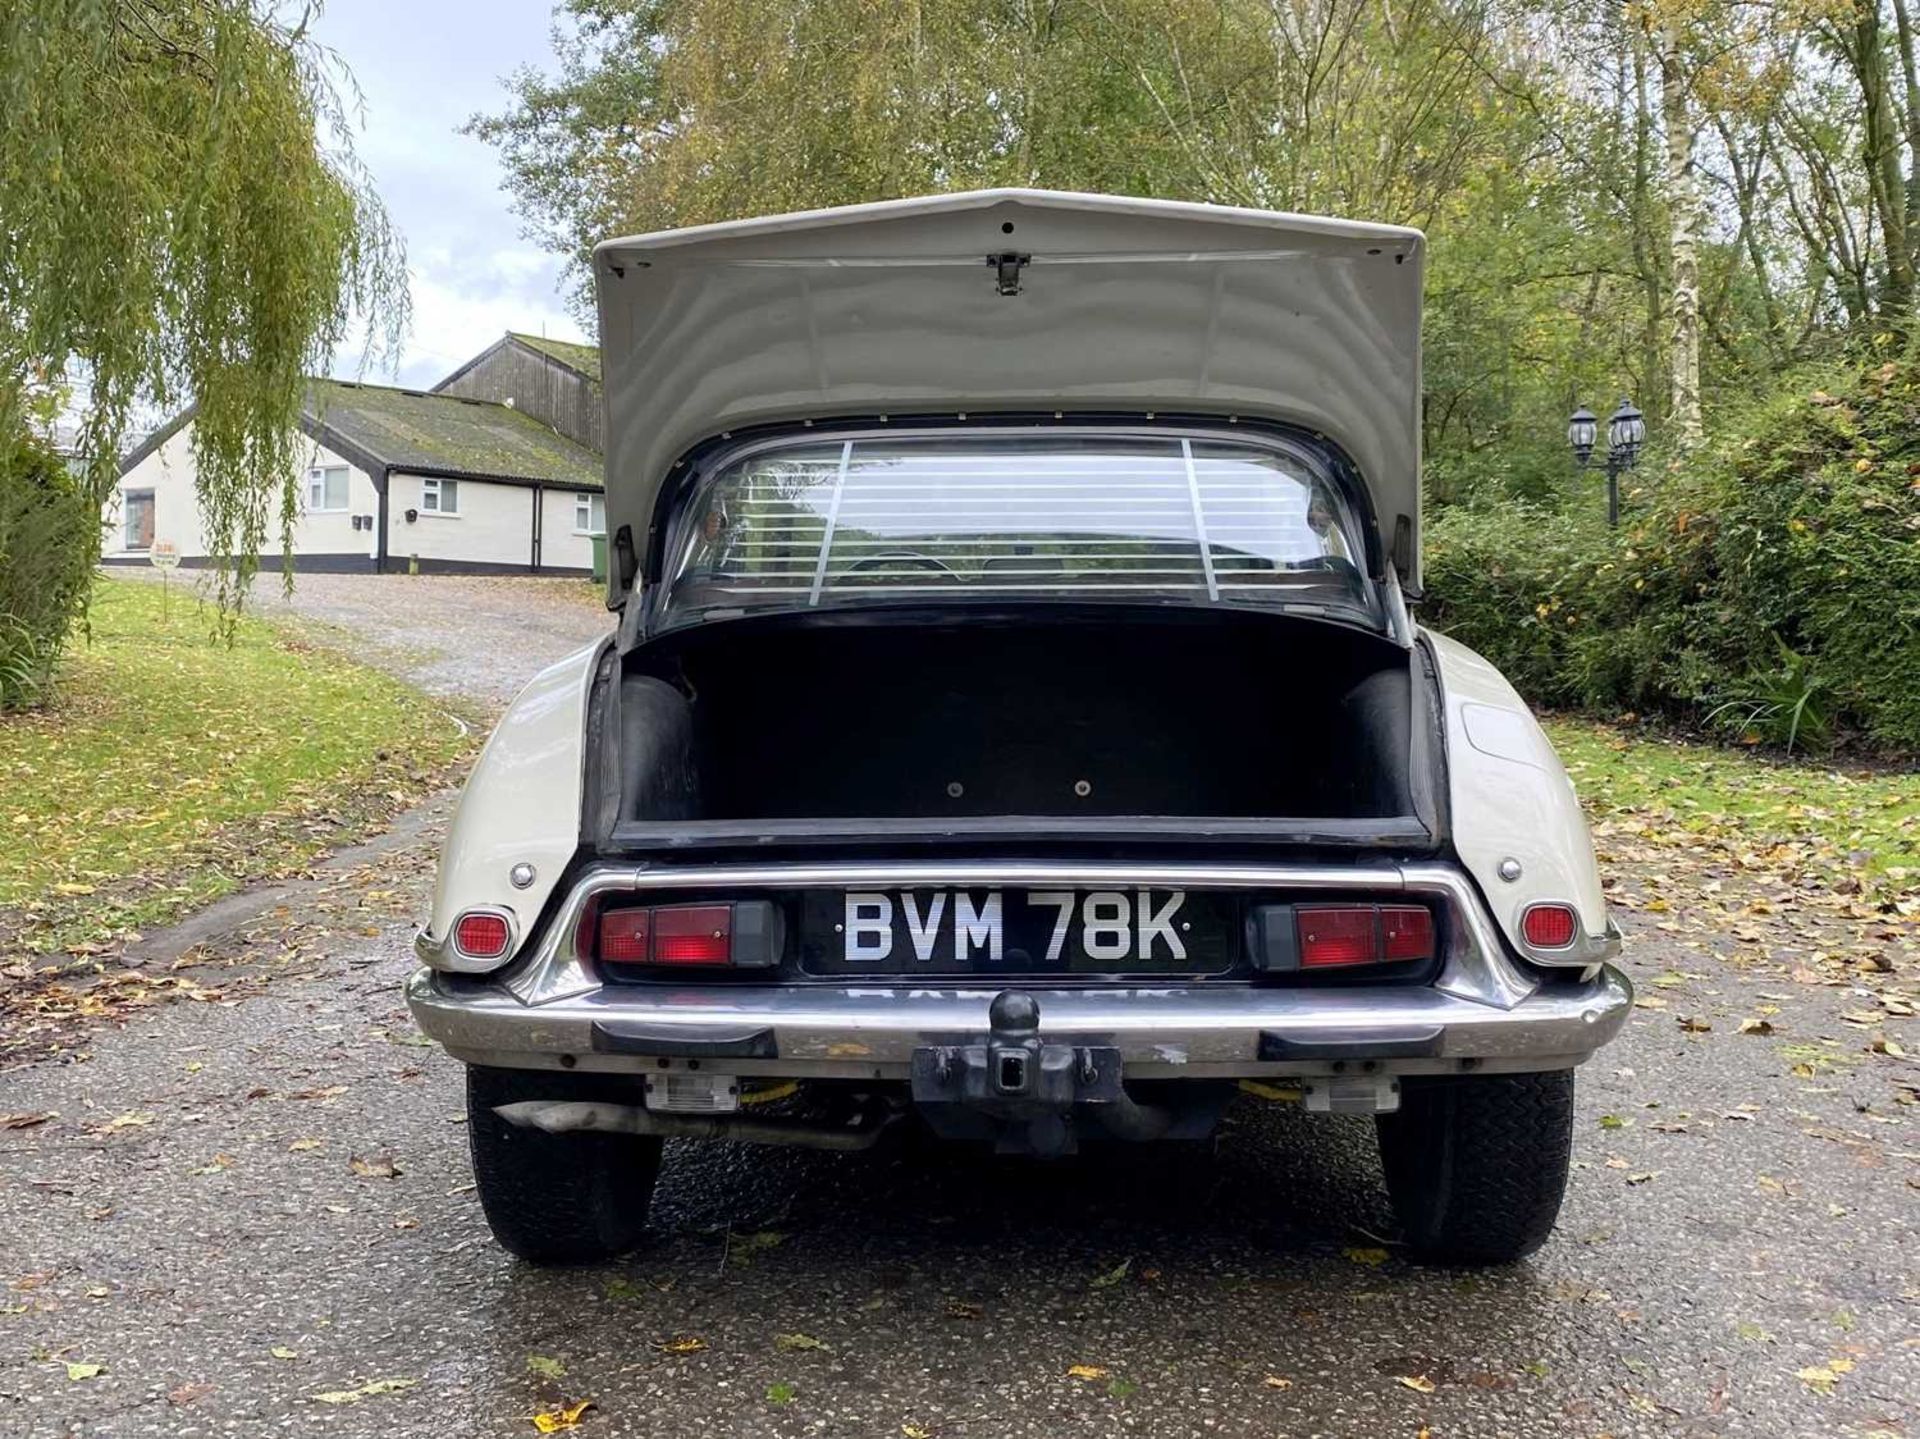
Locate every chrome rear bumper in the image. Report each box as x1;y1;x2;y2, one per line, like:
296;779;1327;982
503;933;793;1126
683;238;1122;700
407;966;1630;1079
407;860;1629;1078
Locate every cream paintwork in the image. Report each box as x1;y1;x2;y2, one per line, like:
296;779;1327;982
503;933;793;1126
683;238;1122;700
1422;629;1609;958
425;638;607;973
595;189;1424;597
428;624;1608;976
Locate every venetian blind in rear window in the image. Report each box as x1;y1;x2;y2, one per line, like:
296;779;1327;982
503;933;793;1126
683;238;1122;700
660;432;1377;629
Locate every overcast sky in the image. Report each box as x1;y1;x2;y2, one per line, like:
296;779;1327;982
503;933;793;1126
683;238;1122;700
310;0;589;390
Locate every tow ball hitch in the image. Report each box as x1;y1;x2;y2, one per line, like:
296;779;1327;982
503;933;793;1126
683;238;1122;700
910;991;1130;1155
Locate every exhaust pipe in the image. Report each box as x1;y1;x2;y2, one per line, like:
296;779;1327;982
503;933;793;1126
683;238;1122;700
494;1099;898;1152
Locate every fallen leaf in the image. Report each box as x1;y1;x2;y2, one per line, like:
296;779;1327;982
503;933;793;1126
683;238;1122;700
65;1362;104;1381
774;1332;828;1352
89;1111;154;1135
1089;1257;1132;1289
532;1399;593;1433
0;1112;54;1130
1738;1018;1775;1035
527;1354;567;1380
348;1154;399;1179
271;1346;298;1361
902;1426;932;1439
1262;1375;1293;1390
1598;1114;1630;1130
1066;1364;1110;1381
655;1336;706;1354
288;1138;323;1152
1342;1246;1390;1267
167;1381;213;1405
1396;1374;1437;1394
1626;1171;1658;1185
727;1230;785;1266
311;1376;416;1404
1797;1364;1845;1396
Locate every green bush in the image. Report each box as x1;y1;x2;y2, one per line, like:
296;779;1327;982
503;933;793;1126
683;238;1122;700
1423;359;1920;752
0;428;96;710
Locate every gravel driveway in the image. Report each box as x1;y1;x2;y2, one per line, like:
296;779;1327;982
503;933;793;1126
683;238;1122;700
1;580;1912;1438
255;572;614;712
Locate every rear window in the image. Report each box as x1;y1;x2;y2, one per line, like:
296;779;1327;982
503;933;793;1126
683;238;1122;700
660;432;1377;628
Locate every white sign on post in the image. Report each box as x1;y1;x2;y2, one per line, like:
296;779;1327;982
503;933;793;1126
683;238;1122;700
149;539;179;619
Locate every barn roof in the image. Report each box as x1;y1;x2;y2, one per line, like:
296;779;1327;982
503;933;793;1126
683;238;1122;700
305;379;601;488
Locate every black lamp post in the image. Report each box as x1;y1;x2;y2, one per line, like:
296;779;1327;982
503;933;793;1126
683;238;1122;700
1568;398;1645;527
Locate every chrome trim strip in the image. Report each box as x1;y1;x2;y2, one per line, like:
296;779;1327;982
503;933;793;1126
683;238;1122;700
464;859;1542;1013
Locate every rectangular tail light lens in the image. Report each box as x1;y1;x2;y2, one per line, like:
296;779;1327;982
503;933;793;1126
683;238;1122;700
1380;905;1436;962
598;907;651;963
651;904;732;965
1290;904;1435;969
1295;906;1379;967
593;902;772;970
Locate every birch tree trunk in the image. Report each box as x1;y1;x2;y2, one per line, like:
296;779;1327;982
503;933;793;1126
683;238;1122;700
1658;23;1704;447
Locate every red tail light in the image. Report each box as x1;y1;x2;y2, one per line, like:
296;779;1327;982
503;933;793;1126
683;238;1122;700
1295;904;1435;968
1296;907;1378;967
652;905;732;965
596;903;732;967
598;907;651;962
1381;905;1435;962
453;909;512;960
1522;903;1578;949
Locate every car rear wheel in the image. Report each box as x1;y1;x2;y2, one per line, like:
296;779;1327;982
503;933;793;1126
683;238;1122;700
1375;1069;1574;1265
466;1065;663;1264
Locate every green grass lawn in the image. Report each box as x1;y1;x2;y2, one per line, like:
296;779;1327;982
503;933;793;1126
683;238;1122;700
0;577;475;955
1546;717;1919;901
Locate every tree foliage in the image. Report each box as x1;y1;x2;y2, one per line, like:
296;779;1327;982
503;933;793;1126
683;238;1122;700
475;1;1920;490
0;0;405;702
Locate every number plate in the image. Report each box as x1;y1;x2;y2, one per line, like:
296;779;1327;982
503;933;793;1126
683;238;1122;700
799;888;1237;976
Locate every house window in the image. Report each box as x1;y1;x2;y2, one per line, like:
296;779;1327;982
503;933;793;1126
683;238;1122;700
306;465;349;512
123;490;155;551
574;493;605;534
421;477;459;515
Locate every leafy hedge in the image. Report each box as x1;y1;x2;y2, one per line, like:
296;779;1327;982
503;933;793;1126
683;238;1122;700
1423;360;1920;752
0;428;96;710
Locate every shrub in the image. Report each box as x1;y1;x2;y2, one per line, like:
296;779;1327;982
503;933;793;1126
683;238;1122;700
0;428;96;710
1423;359;1920;752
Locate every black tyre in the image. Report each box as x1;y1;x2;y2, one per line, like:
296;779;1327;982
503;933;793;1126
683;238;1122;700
466;1065;663;1264
1375;1069;1574;1265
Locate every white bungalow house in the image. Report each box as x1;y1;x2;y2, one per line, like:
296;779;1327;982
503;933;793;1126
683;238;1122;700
105;334;607;575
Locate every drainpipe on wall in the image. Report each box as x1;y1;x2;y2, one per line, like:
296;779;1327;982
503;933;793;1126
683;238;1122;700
374;467;391;574
531;484;543;573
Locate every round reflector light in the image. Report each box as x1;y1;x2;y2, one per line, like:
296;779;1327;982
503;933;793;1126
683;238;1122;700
1521;903;1578;950
454;909;513;959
